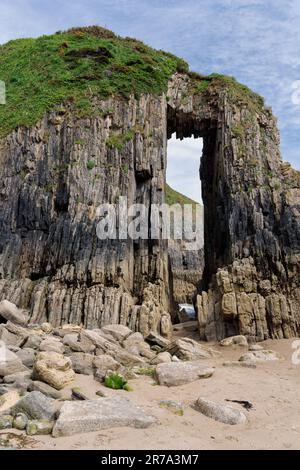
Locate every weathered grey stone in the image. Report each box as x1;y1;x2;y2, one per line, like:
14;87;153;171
156;362;215;387
0;300;28;326
24;334;42;350
194;397;247;425
220;335;248;347
101;324;132;342
3;371;31;384
52;397;157;437
0;390;20;413
145;332;171;349
39;337;65;354
151;351;172;365
41;323;53;334
159;400;184;415
0;342;26;377
249;344;264;351
16;348;36;368
69;353;94;375
239;350;284;362
63;333;95;353
166;337;221;361
28;381;62;399
11;391;56;421
0;322;29;347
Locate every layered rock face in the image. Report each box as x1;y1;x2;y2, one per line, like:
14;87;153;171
0;29;300;342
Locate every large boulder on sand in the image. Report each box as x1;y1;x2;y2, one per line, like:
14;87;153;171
220;335;248;347
156;361;215;387
52;396;157;437
166;337;221;361
33;351;75;390
194;397;247;425
239;349;284;363
10;391;56;421
0;300;28;326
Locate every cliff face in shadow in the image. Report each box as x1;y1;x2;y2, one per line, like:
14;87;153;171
0;27;300;341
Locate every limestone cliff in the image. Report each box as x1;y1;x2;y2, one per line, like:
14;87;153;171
0;26;299;341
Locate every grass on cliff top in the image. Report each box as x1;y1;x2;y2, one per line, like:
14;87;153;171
0;26;188;137
165;183;199;208
0;25;265;138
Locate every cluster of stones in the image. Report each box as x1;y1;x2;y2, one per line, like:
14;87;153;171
0;300;284;440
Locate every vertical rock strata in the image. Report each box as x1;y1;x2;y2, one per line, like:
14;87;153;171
0;59;299;341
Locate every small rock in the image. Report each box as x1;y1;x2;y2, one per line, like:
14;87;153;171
24;334;42;350
26;419;54;436
71;387;89;401
239;350;284;363
13;413;28;430
248;344;264;351
11;391;56;421
223;361;256;369
151;351;172;365
171;355;180;362
0;415;13;430
159;400;184;416
156;362;215;387
194;397;247;425
28;381;62;399
52;396;157;437
41;323;53;334
220;335;248;347
145;332;170;349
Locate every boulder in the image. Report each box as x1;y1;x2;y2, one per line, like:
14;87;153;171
159;400;184;416
41;322;53;334
0;342;27;377
39;337;65;354
220;335;248;347
10;391;56;421
122;332;155;360
69;353;94;375
63;333;95;353
3;371;31;384
239;350;284;363
101;324;132;342
0;321;29;347
16;348;36;368
0;300;28;326
194;397;247;425
151;351;172;365
93;354;120;373
156;362;215;387
81;330;144;366
24;334;42;350
28;381;62;399
34;351;75;390
166;337;221;360
52;396;157;437
145;332;171;349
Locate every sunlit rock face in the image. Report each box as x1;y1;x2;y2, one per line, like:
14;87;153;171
0;29;300;341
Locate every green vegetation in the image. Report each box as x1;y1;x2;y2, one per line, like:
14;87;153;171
104;373;131;391
165;183;199;208
106;130;135;150
231;124;244;138
0;26;188;137
86;159;96;170
0;25;265;138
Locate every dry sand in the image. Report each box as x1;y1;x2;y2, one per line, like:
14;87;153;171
1;336;300;450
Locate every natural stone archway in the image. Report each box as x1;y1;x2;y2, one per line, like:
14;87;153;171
0;28;300;342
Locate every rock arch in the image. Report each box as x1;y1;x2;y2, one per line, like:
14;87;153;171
0;70;299;341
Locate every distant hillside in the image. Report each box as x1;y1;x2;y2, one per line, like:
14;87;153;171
165;183;201;207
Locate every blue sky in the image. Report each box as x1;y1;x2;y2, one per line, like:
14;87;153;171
0;0;299;202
